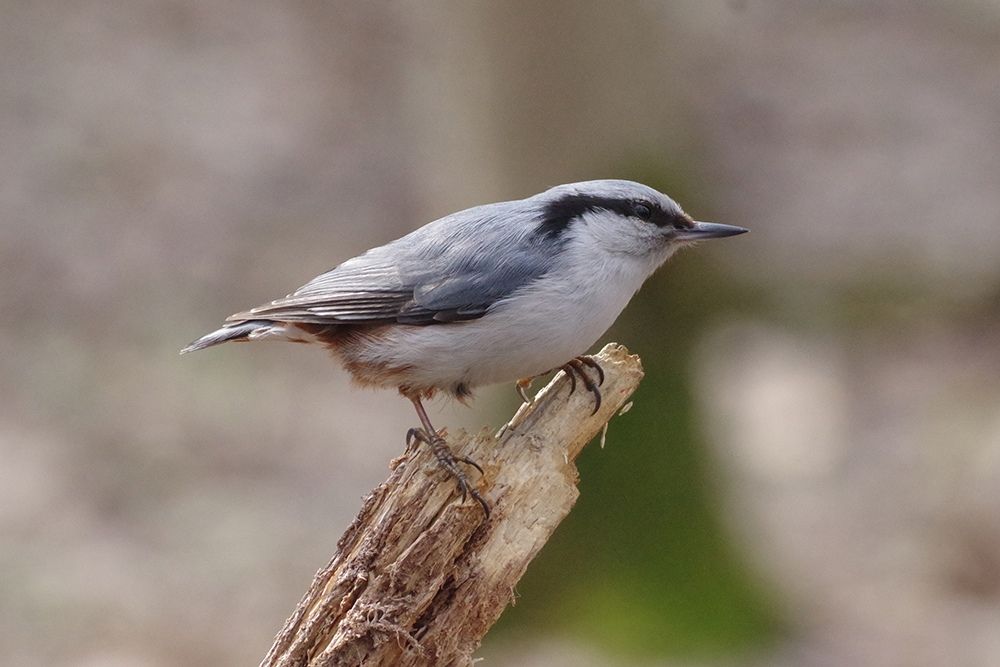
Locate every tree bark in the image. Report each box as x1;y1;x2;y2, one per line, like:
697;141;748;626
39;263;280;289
260;343;644;667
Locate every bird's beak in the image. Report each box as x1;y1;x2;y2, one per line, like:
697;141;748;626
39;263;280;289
674;221;749;241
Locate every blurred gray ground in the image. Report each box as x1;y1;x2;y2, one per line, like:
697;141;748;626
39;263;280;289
2;1;1000;666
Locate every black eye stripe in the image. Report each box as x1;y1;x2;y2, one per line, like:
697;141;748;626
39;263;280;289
537;193;691;239
633;202;653;220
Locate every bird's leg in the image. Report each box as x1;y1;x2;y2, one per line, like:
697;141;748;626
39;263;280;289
558;356;605;415
515;377;534;404
406;395;489;517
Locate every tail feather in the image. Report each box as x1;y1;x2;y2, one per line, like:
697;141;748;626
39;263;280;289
180;320;275;354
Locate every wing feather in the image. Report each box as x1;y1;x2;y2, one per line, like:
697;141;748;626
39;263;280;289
227;199;557;326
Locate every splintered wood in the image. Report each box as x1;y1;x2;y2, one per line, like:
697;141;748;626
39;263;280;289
260;343;644;667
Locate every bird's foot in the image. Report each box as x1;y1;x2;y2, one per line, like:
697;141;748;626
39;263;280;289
405;428;490;517
558;356;605;415
515;377;534;404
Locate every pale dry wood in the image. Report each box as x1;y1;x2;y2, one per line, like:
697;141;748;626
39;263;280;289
260;343;644;667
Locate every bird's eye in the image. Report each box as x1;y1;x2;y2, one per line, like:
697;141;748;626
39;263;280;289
633;202;652;220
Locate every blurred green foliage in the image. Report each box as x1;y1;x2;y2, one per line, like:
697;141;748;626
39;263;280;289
490;167;782;658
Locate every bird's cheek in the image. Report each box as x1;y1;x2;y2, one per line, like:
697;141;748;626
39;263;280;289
662;228;689;245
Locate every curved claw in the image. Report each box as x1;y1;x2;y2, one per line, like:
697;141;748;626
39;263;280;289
469;489;490;517
563;365;577;394
587;384;602;415
451;460;490;516
578;355;605;386
454;455;485;476
406;427;490;517
560;357;604;415
574;363;602;415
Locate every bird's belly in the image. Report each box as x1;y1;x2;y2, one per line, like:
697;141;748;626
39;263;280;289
415;317;599;386
342;271;639;393
365;321;592;392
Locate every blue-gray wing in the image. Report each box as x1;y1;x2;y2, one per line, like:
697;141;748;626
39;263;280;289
228;201;553;326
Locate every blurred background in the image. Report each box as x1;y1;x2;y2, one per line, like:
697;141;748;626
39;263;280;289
3;1;1000;665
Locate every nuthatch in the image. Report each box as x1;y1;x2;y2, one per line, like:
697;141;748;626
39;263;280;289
183;180;747;515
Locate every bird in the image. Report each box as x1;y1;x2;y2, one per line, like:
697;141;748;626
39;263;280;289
182;179;747;515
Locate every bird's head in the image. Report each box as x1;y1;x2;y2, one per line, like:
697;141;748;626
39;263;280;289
533;179;747;259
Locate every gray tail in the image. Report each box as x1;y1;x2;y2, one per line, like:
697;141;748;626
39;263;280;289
180;320;274;354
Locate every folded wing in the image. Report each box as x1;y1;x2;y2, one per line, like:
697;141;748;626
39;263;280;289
227;202;555;327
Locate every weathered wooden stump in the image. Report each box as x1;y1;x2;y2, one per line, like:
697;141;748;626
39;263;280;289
261;343;644;667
